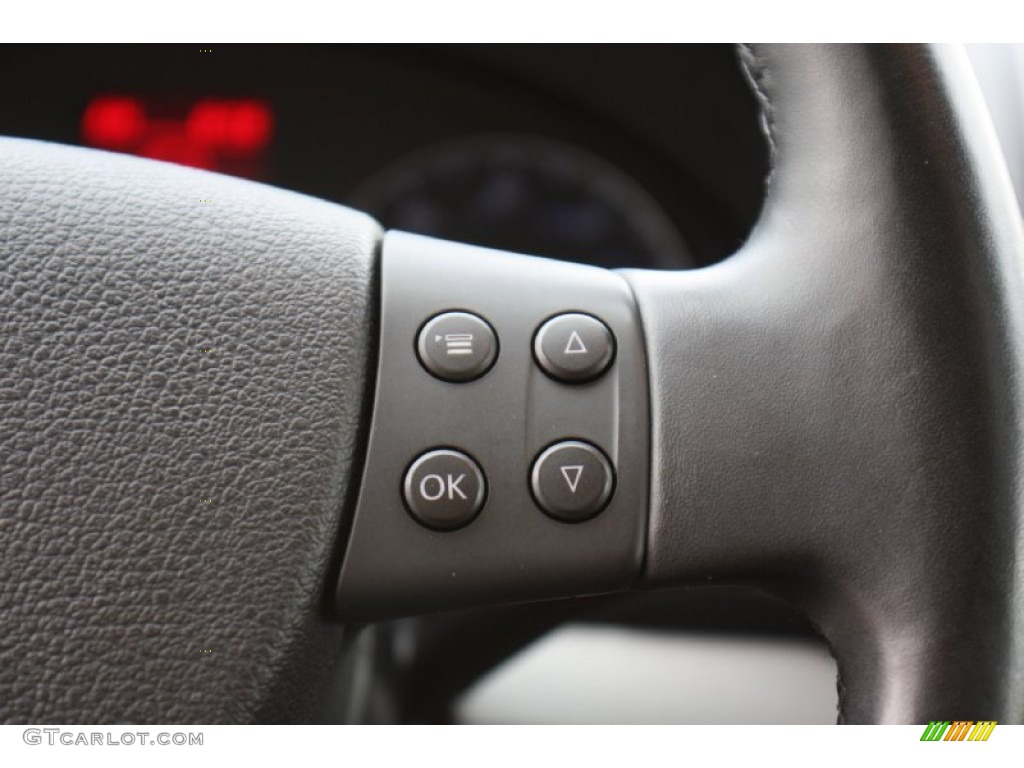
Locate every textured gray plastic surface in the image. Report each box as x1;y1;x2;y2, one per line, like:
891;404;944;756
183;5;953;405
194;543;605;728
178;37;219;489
335;232;649;620
0;137;379;723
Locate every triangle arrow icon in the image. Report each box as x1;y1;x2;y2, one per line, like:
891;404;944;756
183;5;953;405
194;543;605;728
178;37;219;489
564;330;587;355
560;465;584;493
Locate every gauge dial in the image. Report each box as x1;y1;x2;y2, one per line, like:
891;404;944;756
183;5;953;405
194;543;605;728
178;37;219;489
350;135;691;270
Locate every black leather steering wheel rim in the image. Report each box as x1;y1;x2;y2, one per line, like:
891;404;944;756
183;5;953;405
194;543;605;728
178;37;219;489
624;43;1024;723
2;43;1022;724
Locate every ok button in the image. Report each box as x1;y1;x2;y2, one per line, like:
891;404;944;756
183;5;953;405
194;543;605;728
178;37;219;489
403;449;487;531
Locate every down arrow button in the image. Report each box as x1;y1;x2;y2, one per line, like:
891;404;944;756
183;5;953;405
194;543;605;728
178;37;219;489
530;440;615;522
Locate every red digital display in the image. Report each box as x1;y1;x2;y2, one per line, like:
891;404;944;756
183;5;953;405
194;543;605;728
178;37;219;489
81;95;273;178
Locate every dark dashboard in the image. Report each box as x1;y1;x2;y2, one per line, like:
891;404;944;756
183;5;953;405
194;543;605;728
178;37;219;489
0;44;766;270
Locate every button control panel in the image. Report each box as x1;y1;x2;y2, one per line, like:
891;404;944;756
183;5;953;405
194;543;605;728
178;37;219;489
336;232;649;621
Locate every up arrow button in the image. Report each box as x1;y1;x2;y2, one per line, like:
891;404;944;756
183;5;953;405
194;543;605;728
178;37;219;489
534;313;615;383
564;331;588;355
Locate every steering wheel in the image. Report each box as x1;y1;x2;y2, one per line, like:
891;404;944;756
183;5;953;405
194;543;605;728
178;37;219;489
3;43;1022;725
